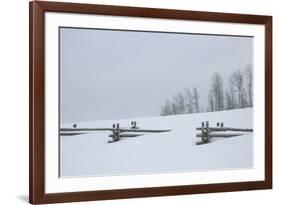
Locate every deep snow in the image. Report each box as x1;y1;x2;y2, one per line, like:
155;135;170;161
60;108;253;177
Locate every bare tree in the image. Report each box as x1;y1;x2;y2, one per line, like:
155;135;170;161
231;70;247;108
224;75;238;110
228;74;238;109
224;88;235;110
192;87;200;113
210;73;224;111
245;65;253;107
173;92;185;114
160;99;173;116
208;93;215;112
241;89;248;108
184;88;194;113
171;102;178;115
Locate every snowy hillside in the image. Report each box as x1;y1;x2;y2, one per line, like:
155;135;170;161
60;108;253;177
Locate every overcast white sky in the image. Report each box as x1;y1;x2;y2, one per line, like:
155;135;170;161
60;27;253;123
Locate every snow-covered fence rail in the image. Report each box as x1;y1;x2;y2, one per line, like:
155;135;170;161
196;121;253;145
196;133;244;138
60;128;171;133
108;123;171;143
196;127;253;132
61;128;116;132
60;121;171;142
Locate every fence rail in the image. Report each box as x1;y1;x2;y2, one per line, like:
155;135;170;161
196;127;253;132
60;128;171;133
196;133;244;138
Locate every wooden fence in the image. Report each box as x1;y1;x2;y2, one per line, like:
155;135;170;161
60;121;171;143
196;121;253;145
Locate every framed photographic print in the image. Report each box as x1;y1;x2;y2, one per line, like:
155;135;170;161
29;1;272;204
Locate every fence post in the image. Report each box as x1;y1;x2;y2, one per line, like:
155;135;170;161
206;121;210;142
112;124;117;141
116;123;120;141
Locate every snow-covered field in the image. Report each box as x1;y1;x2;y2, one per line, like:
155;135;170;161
60;108;253;177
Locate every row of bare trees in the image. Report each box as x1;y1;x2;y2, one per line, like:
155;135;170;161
160;87;200;116
160;65;253;116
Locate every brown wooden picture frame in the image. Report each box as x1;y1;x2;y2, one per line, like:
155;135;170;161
29;1;272;204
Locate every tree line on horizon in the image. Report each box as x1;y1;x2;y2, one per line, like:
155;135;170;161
160;65;253;116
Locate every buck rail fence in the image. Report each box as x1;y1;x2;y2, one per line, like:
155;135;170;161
60;121;171;143
107;123;171;143
196;121;253;145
